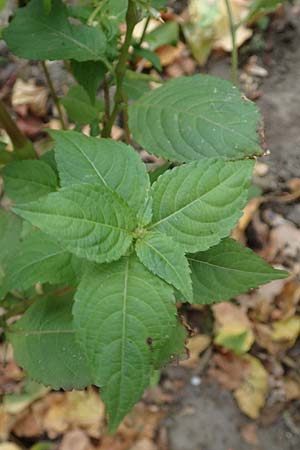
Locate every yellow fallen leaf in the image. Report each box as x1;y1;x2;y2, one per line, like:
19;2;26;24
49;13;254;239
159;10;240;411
271;316;300;342
234;354;268;419
213;303;254;354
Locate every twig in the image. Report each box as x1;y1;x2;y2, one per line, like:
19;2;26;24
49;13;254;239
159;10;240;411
102;0;137;138
138;16;150;47
41;61;67;130
0;99;36;158
224;0;238;86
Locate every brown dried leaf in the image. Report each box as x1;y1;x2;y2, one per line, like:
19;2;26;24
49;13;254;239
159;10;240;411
42;390;105;439
284;376;300;401
208;352;249;390
59;429;91;450
12;79;48;117
180;334;211;368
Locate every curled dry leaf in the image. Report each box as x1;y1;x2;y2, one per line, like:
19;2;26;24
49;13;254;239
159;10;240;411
12;79;48;117
180;334;211;368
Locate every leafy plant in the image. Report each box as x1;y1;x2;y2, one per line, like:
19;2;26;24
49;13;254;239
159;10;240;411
224;0;288;84
0;0;288;432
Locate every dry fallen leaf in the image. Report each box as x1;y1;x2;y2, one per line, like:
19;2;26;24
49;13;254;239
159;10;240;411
208;352;249;390
43;389;105;439
213;303;254;354
284;376;300;401
180;334;211;368
59;429;91;450
0;444;22;450
154;42;185;67
12;79;48;117
266;222;300;261
271;316;300;343
130;438;158;450
234;354;269;419
231;197;262;243
183;0;252;65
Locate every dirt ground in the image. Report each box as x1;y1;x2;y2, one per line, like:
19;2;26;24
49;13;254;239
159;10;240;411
166;7;300;450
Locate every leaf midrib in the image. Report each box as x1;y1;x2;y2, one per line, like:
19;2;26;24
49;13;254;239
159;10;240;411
114;257;129;416
188;257;278;276
11;250;66;279
134;103;258;146
141;239;183;289
15;209;131;234
150;169;244;229
27;15;102;59
60;134;109;188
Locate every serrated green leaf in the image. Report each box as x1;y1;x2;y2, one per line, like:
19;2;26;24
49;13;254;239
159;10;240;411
9;293;92;390
70;60;106;103
0;231;80;300
150;159;254;253
0;209;22;285
13;184;136;264
3;0;106;62
60;85;103;125
136;231;192;301
73;255;178;431
189;238;288;304
129;75;261;162
153;320;187;367
3;160;58;203
52;130;150;222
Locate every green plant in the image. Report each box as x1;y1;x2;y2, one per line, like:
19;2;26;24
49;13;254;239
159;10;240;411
224;0;287;84
0;0;288;432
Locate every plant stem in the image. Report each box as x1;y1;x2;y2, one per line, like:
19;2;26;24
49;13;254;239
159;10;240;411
138;16;150;47
224;0;238;86
102;0;137;138
103;74;111;127
0;99;36;158
122;105;131;144
41;61;67;130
